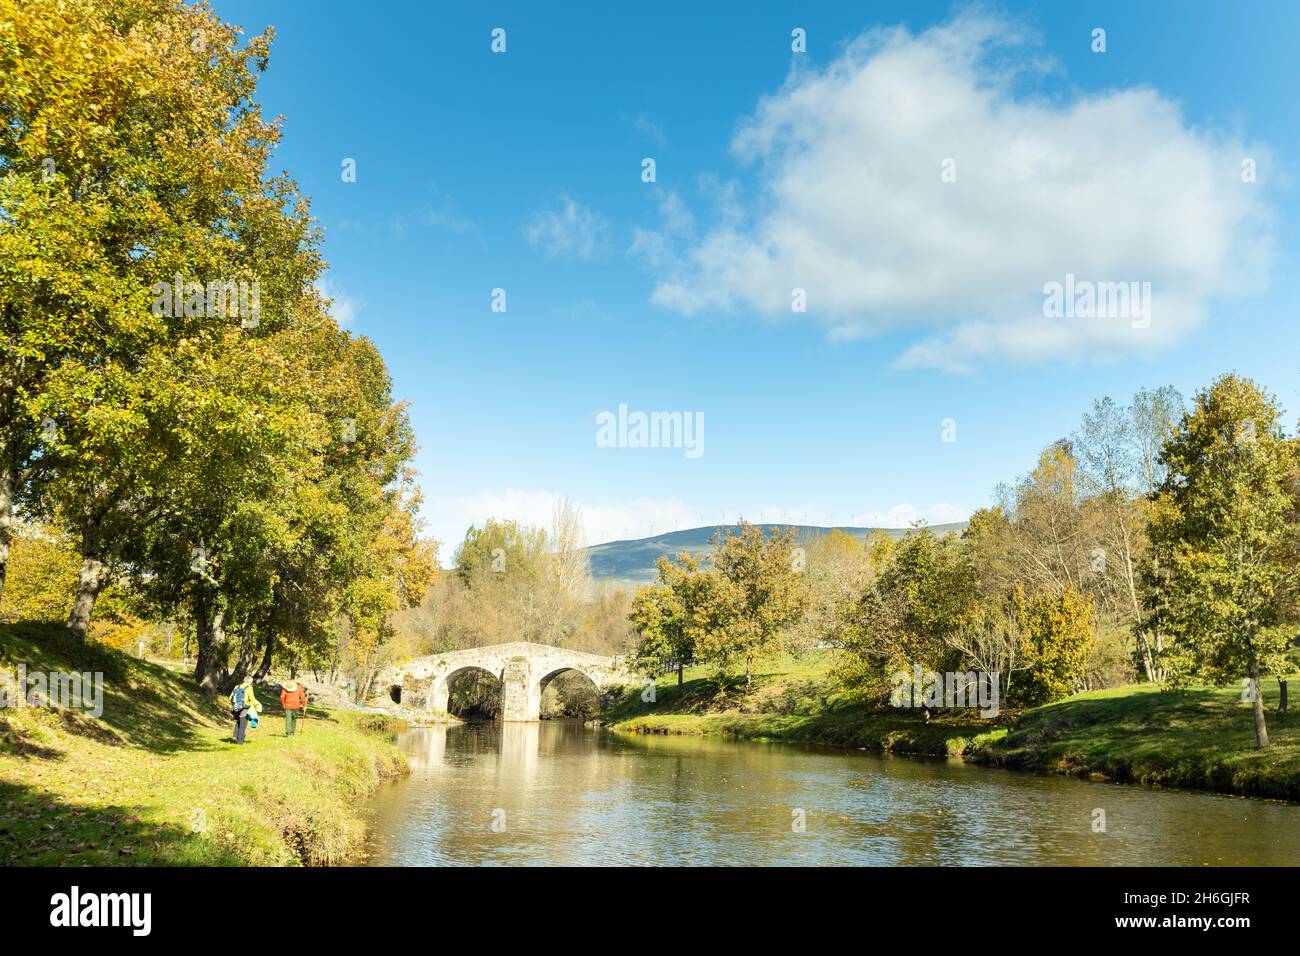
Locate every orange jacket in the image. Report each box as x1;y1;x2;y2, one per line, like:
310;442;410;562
280;686;306;710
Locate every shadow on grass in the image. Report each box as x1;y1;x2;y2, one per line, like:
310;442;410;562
0;622;359;753
1007;686;1242;748
0;778;243;866
989;683;1300;801
1;621;221;755
606;667;995;755
0;712;64;760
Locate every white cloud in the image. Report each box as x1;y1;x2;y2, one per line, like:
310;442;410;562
314;276;365;326
641;12;1273;370
420;207;473;234
633;113;667;146
630;191;696;270
524;197;610;261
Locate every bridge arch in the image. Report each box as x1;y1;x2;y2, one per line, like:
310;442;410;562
537;666;602;718
440;665;503;719
389;641;641;722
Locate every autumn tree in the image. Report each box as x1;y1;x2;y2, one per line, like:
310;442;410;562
792;529;872;653
1012;585;1095;707
835;527;975;695
0;0;320;639
630;555;697;687
995;442;1088;596
1144;374;1299;748
454;519;547;587
704;522;807;686
1071;387;1183;682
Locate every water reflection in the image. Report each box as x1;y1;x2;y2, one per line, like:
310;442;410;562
362;721;1300;866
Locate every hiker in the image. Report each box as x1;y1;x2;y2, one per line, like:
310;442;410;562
280;679;307;736
230;678;260;744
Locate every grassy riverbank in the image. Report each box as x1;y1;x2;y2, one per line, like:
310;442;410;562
607;653;1300;801
0;622;407;865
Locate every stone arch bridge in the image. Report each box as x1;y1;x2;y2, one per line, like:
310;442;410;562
381;642;642;721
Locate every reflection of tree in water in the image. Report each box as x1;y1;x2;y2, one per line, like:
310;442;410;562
540;670;599;719
447;669;501;719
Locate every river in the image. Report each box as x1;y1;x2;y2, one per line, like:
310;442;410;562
362;721;1300;866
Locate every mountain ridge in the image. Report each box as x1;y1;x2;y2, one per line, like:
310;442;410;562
583;521;969;588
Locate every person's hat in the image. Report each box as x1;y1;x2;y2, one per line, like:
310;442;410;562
281;680;298;690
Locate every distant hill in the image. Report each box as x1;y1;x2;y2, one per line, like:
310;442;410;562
583;522;969;589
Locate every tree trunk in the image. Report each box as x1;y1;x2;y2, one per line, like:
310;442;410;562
0;450;13;612
253;636;275;682
1278;679;1288;716
193;592;228;698
66;553;110;642
66;513;119;643
676;662;683;688
1249;663;1270;748
222;635;258;696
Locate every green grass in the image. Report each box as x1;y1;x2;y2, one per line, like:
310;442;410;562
0;622;408;865
606;652;1002;756
606;652;1299;801
982;681;1300;801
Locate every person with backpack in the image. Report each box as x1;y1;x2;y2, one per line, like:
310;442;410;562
229;678;260;744
279;679;307;736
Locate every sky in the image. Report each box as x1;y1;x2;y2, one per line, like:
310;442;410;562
212;0;1300;555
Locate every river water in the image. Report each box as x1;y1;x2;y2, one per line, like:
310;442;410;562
361;721;1300;866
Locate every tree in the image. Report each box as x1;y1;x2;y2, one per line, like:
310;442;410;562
1144;374;1299;748
630;555;697;687
962;506;1016;601
996;442;1087;596
1013;584;1095;707
793;529;872;653
630;583;687;687
454;519;547;587
706;522;807;686
835;527;976;695
0;521;81;622
0;0;320;640
1071;387;1183;682
1130;386;1186;495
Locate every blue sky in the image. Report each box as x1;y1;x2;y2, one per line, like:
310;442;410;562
213;0;1299;553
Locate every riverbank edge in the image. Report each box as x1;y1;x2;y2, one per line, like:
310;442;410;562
607;705;1300;803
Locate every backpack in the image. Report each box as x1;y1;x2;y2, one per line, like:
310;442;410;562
231;685;246;710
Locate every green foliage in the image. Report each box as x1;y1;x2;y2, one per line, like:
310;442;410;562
1013;585;1095;707
834;527;974;695
627;523;808;689
0;0;435;699
1143;374;1299;746
629;554;703;681
453;519;547;587
0;524;80;623
703;522;808;684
